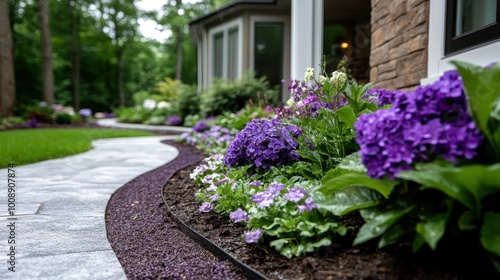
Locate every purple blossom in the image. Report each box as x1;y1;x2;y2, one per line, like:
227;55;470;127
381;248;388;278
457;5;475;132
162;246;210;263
355;70;483;179
229;208;249;223
209;194;220;201
297;197;318;212
245;229;263;243
284;187;308;202
23;118;39;128
199;202;213;213
167;115;182;126
364;88;399;107
193;121;209;133
224;118;302;170
79;108;92;118
248;180;263;187
214;178;230;186
251;182;284;207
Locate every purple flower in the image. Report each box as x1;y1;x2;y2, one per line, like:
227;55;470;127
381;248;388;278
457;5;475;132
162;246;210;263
245;229;263;243
364;88;399;107
167;115;181;126
248;180;263;187
297;197;318;212
193;121;209;133
23;118;39;128
199;202;213;213
229;208;249;223
251;182;284;207
284;187;308;202
209;194;220;201
355;70;483;179
224;118;302;170
79;108;92;118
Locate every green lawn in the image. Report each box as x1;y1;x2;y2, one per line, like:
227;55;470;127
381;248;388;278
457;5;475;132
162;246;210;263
0;128;155;168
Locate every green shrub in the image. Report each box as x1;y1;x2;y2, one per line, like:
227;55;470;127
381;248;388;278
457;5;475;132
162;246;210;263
199;72;278;117
183;114;202;127
174;84;200;120
54;112;74;124
26;105;53;123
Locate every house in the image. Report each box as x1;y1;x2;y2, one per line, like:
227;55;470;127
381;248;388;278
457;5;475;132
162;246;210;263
189;0;500;101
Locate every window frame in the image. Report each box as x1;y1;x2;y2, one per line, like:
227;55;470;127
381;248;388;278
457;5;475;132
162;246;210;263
445;0;500;55
207;18;243;86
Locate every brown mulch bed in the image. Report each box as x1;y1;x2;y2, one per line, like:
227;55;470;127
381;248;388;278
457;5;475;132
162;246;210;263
163;141;499;280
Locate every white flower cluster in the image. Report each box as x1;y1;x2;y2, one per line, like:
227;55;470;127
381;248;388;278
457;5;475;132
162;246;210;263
304;67;315;83
330;71;347;87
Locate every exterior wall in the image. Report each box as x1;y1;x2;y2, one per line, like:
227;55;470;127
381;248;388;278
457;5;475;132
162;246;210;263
370;0;429;90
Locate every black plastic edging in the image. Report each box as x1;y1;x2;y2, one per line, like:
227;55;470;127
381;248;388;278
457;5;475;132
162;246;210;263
161;184;268;280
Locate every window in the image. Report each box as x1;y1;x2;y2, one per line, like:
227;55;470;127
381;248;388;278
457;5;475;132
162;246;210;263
208;18;242;84
445;0;500;54
253;22;284;88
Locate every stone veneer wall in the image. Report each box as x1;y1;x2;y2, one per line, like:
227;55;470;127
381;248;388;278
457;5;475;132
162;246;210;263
370;0;429;90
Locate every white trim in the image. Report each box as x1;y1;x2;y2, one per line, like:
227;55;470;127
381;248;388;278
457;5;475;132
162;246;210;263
207;17;243;86
425;0;500;85
249;15;291;101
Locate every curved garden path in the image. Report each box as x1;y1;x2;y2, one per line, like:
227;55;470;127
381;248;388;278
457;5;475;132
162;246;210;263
0;135;178;279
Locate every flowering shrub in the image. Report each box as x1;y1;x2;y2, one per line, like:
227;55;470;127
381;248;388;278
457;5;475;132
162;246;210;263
193;121;209;132
166;115;181;126
224;118;301;170
181;125;236;154
355;70;483;179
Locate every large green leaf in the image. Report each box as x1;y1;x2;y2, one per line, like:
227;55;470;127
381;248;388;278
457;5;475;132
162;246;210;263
313;186;382;216
354;206;414;245
481;212;500;256
335;106;357;129
336;152;367;173
415;212;449;250
398;163;500;215
378;224;408;248
453;61;500;158
321;170;396;198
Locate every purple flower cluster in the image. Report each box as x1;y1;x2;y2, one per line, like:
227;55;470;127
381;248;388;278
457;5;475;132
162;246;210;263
181;125;235;151
355;70;483;179
229;208;249;223
193;121;209;133
224;119;301;170
297;197;318;212
251;182;285;207
166;115;181;126
199;202;213;213
79;108;92;118
364;88;398;107
283;187;307;202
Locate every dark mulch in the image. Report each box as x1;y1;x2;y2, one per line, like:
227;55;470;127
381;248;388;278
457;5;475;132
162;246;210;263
163;141;499;280
105;140;244;279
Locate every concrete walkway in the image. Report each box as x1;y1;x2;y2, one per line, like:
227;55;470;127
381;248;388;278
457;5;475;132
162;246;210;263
97;118;192;133
0;136;179;279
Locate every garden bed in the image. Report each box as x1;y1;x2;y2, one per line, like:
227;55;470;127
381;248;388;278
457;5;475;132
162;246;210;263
162;141;491;280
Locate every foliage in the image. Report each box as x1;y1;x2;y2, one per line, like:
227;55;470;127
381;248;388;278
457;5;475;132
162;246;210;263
54;111;74;124
0;128;153;168
199;72;278;117
155;77;181;102
181;124;236;155
214;105;269;131
0;116;26;129
173;85;200;121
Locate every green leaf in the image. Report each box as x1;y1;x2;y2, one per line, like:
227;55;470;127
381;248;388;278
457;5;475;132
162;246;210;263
336;152;367;173
314;186;382;216
481;212;500;256
353;206;414;245
453;61;500;158
335;106;357;129
378;224;408;248
321;169;397;198
412;232;426;253
270;238;290;251
415;212;449;250
458;210;477;231
398;163;500;215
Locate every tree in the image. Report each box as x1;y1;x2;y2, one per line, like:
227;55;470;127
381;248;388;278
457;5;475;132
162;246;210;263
70;0;81;111
39;0;55;105
0;0;16;117
99;0;138;107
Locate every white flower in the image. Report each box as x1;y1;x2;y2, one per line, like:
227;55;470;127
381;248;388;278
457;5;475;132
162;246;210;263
319;75;328;85
330;71;347;86
304;67;315;83
286;98;295;107
157;101;171;109
143;99;157;110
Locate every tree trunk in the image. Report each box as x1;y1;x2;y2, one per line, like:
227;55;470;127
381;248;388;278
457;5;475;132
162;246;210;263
175;26;183;81
39;0;55;105
70;0;81;111
117;50;125;107
0;0;16;117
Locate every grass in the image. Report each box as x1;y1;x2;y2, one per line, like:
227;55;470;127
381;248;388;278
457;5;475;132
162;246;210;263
0;128;155;168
